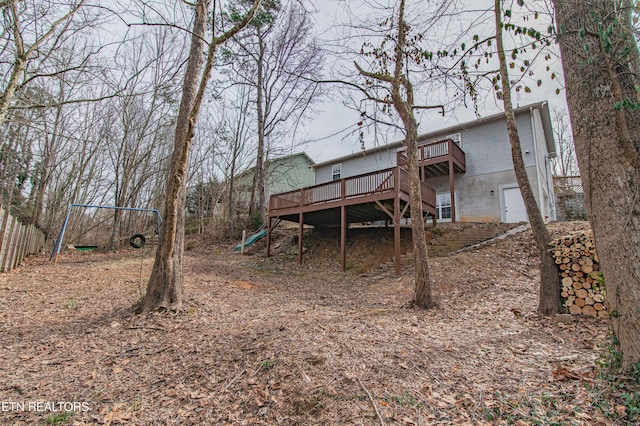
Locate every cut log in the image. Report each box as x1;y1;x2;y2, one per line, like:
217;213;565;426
581;265;593;274
550;229;605;317
575;289;588;299
569;305;582;315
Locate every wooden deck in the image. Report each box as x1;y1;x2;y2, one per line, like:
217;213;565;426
268;166;436;226
398;138;466;178
266;167;437;276
398;138;467;222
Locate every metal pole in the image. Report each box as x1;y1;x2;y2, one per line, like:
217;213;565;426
50;204;75;262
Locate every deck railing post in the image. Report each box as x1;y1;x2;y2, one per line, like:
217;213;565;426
341;178;346;200
394;167;399;195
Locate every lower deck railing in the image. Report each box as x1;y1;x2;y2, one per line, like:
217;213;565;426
269;167;435;214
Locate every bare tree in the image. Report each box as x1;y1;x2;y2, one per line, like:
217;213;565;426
494;0;561;315
551;108;578;176
354;0;440;308
103;30;181;248
225;0;323;220
552;0;640;370
137;0;261;313
0;0;87;128
215;87;256;236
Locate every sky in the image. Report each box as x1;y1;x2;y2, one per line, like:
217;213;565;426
295;0;568;164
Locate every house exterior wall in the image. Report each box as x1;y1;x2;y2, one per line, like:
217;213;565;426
314;149;397;184
312;103;555;223
234;153;315;209
531;107;556;221
266;154;315;197
427;166;541;222
315;113;538;182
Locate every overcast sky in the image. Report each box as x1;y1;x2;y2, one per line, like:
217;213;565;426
296;0;567;164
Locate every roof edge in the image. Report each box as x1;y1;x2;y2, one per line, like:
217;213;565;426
312;101;552;169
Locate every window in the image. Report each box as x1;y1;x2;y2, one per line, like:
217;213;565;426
436;193;452;220
332;163;342;181
446;133;462;147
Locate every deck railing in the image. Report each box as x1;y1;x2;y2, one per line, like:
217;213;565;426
398;168;436;208
397;138;466;167
269;167;434;212
553;175;583;194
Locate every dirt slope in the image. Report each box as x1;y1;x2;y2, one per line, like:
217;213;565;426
0;222;622;425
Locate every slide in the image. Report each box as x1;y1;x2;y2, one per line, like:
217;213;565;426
234;229;268;251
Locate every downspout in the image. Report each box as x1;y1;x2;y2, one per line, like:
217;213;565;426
529;105;547;221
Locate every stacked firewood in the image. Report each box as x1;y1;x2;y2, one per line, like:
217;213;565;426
549;230;607;318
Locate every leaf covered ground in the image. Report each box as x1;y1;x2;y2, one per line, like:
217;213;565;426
0;222;634;425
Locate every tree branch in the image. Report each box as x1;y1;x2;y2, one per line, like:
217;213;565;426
214;0;262;45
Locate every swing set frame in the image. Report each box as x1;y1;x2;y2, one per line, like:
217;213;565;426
50;203;162;262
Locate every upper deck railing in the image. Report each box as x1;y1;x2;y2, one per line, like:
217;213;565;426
397;138;466;169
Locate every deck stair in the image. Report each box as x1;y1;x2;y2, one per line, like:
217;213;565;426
426;222;521;257
375;222;522;275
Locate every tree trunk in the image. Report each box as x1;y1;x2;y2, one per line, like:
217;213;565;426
227;137;239;237
495;0;561;315
553;0;640;370
392;0;433;308
250;32;267;221
136;0;210;312
137;0;262;313
401;113;433;308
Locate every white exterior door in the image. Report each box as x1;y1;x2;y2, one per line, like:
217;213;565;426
503;187;528;223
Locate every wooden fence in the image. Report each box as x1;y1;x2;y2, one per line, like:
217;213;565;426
0;205;45;272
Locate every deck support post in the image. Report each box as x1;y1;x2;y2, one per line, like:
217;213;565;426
449;155;456;223
341;205;346;272
394;194;401;277
266;216;271;258
297;213;303;265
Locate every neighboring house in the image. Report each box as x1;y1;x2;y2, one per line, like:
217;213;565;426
311;101;557;223
234;152;315;212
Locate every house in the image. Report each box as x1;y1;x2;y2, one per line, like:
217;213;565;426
265;101;557;274
311;101;557;224
233;152;316;212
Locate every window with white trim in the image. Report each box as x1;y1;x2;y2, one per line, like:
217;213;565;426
446;133;462;147
331;163;342;181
